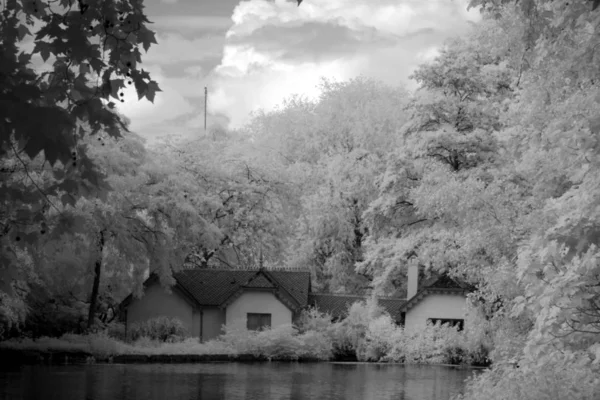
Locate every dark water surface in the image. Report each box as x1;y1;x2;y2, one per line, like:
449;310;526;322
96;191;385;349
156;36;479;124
0;362;479;400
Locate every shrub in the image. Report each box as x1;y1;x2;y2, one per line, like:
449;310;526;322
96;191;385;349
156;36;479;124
384;322;462;364
362;313;398;361
128;316;188;342
87;332;120;358
329;298;396;361
250;325;303;360
295;307;334;334
217;324;332;361
21;301;87;338
455;350;600;400
296;330;333;359
104;322;126;341
0;290;28;340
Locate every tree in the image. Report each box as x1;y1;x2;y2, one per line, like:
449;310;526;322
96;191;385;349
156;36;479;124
152;130;297;271
1;0;159;332
358;18;520;297
245;77;410;292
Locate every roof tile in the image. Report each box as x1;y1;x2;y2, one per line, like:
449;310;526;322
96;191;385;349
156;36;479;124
173;269;311;308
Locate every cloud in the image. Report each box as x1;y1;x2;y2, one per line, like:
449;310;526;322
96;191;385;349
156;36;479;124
143;32;225;65
226;22;397;64
152;16;233;33
115;65;195;138
208;57;354;127
209;0;482;128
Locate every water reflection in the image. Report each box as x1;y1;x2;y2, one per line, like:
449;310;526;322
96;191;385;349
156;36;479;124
0;362;479;400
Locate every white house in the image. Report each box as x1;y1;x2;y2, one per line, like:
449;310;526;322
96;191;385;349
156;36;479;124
122;266;473;341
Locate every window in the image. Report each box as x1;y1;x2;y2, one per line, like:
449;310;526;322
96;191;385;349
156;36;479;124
247;313;272;331
428;318;464;331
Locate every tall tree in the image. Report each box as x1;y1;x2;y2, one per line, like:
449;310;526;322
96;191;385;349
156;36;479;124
1;0;160;332
359;19;520;296
245;77;410;292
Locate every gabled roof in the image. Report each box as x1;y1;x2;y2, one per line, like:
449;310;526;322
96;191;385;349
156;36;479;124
173;269;311;310
401;274;474;312
308;293;406;322
243;274;275;289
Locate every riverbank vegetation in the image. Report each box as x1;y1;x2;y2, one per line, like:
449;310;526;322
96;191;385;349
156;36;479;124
0;300;489;365
2;0;600;399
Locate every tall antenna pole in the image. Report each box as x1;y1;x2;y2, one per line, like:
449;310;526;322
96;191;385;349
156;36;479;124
204;86;207;132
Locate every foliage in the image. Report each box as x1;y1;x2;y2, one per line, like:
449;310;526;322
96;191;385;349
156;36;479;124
328;298;388;360
456;351;599;400
0;318;489;365
295;307;334;334
1;0;159;168
0;0;158;209
218;324;332;361
1;0;160;334
127;316;187;343
151;132;297;270
243;77;410;292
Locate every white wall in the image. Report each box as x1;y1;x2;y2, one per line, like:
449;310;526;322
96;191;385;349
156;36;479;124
126;284;195;336
405;293;467;331
225;291;292;331
202;307;226;341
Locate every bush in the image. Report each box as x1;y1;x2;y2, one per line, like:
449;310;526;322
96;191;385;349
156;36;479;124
296;330;333;359
455;350;600;400
328;298;397;361
385;322;461;364
217;324;332;361
20;302;87;338
87;332;119;358
295;307;334;334
104;322;126;341
128;316;188;342
0;290;28;340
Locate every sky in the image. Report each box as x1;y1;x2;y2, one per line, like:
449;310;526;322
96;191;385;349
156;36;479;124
117;0;481;140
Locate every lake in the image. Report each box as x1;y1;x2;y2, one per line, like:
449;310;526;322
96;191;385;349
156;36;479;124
0;362;479;400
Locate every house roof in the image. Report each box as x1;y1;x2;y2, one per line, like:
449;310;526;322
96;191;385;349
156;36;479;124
308;293;406;322
173;269;311;309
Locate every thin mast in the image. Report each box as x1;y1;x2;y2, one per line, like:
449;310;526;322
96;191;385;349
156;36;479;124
204;86;208;131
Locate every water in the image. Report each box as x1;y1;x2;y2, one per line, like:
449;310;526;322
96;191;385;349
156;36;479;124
0;362;479;400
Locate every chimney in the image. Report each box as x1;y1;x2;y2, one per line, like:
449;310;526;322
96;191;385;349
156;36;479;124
407;264;419;300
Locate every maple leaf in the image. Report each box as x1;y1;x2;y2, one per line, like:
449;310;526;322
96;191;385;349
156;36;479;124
33;42;52;62
145;81;161;103
138;25;158;53
109;79;125;100
20;107;75;165
134;78;148;100
89;57;106;73
16;25;31;41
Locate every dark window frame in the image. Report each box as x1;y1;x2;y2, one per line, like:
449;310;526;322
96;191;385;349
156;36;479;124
428;318;464;331
247;313;272;331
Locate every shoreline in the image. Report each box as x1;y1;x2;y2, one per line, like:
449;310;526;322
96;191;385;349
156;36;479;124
0;348;487;368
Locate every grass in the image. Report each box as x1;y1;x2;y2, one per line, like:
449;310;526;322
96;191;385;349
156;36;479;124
0;333;236;358
0;326;331;361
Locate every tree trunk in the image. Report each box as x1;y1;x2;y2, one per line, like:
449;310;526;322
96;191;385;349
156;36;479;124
87;229;105;330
